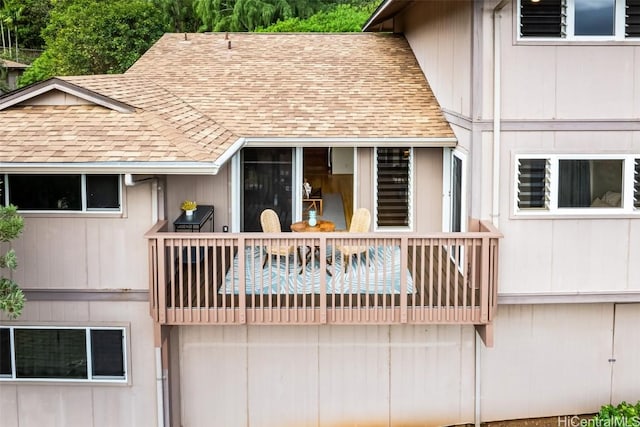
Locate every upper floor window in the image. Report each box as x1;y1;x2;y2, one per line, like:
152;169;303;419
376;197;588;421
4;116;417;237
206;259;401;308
375;147;412;229
515;155;640;215
519;0;640;40
0;326;127;383
2;174;121;212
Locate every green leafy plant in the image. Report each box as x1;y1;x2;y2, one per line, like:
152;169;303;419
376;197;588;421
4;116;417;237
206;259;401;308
592;401;640;426
0;203;25;319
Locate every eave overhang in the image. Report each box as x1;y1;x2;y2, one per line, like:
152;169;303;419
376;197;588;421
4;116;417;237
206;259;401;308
0;136;457;176
0;162;222;175
362;0;413;32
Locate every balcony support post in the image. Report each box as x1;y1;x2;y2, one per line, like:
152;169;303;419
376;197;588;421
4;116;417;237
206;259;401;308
475;323;494;348
479;237;490;323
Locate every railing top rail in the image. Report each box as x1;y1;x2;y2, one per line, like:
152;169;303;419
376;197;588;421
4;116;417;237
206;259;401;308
144;228;502;240
144;220;169;237
477;220;503;237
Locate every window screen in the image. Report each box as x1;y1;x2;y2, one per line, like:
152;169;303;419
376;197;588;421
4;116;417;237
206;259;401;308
14;329;87;379
86;175;120;209
91;329;125;378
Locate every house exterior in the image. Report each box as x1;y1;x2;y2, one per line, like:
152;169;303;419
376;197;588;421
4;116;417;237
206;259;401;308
0;2;636;427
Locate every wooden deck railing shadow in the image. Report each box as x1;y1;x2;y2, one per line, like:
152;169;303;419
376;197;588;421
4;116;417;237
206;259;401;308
146;220;501;326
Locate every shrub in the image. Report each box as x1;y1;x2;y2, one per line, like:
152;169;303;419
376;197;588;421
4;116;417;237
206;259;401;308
592;401;640;426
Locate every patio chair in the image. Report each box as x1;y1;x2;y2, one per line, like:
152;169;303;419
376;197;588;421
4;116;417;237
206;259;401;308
337;208;371;272
260;209;296;269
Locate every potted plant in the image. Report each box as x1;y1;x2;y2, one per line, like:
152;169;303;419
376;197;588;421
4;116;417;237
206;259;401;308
181;200;197;217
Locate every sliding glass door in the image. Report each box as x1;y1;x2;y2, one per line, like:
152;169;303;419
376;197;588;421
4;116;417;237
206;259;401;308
443;148;466;233
240;148;293;232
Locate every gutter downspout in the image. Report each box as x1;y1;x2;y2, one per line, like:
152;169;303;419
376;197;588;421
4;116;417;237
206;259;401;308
475;4;510;427
125;173;164;426
492;0;509;229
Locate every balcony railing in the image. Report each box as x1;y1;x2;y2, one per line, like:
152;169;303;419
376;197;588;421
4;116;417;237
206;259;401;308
146;220;501;330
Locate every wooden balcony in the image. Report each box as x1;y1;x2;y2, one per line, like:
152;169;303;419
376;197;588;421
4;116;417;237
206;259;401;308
145;220;501;341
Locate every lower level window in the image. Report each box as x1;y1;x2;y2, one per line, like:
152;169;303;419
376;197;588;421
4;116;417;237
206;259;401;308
3;174;121;212
516;155;640;214
0;327;127;382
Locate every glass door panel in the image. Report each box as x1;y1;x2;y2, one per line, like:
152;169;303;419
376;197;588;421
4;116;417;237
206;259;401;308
241;148;293;232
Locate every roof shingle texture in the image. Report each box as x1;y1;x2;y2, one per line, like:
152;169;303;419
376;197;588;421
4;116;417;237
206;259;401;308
126;33;454;139
0;33;454;166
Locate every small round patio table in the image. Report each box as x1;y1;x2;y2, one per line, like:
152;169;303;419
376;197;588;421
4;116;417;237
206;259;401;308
290;220;336;274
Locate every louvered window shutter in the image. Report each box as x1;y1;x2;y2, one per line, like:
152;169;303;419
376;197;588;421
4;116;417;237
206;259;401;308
634;158;640;209
520;0;565;38
376;148;410;227
627;0;640;38
517;158;550;209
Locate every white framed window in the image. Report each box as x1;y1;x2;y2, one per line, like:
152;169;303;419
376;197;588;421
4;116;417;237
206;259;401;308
515;154;640;215
0;326;127;383
2;174;122;212
374;147;413;230
518;0;640;41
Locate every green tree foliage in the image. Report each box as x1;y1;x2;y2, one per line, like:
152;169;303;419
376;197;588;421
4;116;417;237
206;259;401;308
0;201;25;319
19;0;167;86
151;0;201;33
1;0;52;50
194;0;329;32
257;2;376;32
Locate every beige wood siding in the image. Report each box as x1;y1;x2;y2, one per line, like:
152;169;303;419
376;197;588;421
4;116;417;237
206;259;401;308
166;165;230;232
481;304;614;421
10;184;152;290
178;324;476;427
414;147;444;232
611;303;640;404
400;0;473;118
22;90;94;106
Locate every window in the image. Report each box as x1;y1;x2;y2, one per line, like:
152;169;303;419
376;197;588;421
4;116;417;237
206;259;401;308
515;155;640;214
517;158;550;209
375;147;412;229
0;327;127;382
3;174;121;212
635;158;640;208
519;0;640;40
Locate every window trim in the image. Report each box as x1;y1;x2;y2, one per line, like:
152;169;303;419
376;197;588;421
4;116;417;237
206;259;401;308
373;147;414;231
516;0;638;42
514;154;639;216
2;174;123;214
0;325;128;383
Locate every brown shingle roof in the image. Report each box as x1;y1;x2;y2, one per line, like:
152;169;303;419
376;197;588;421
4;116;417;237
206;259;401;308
0;33;454;170
1;104;214;162
126;33;454;139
